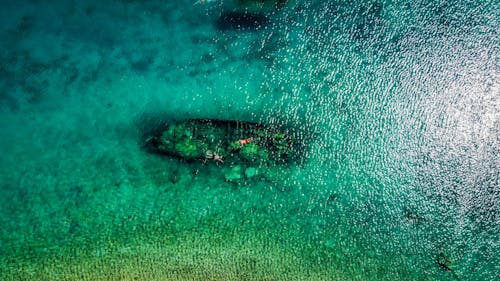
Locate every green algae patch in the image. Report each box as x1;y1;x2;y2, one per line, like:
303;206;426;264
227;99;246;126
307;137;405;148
144;119;306;166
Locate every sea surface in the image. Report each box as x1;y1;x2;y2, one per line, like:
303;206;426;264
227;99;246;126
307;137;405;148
0;0;498;280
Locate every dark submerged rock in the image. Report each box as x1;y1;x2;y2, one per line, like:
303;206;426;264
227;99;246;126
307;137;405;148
436;253;452;271
215;11;270;31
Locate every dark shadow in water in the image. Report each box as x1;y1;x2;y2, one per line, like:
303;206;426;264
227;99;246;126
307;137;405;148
349;1;384;40
135;111;175;143
215;11;270;31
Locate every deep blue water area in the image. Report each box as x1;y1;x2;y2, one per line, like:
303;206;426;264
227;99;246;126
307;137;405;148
0;0;498;280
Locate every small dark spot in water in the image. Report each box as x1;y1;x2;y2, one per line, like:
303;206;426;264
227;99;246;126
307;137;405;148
169;170;179;184
436;252;452;271
17;15;36;34
85;4;96;16
326;193;338;205
215;11;270;31
435;253;461;279
403;207;423;225
188;69;200;77
68;219;81;234
130;56;153;73
70;185;83;195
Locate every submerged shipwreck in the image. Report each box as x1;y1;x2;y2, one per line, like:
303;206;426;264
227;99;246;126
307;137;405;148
144;119;306;166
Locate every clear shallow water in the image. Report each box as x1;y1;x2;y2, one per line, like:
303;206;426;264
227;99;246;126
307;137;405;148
0;0;498;280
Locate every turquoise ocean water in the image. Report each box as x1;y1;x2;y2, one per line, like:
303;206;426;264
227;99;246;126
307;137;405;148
0;0;498;280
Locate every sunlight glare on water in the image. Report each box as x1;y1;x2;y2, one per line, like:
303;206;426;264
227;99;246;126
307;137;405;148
252;0;499;279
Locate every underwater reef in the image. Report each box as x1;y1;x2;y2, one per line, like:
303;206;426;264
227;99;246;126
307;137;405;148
144;119;307;183
144;119;305;165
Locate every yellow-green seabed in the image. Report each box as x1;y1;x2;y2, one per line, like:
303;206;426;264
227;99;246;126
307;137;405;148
2;230;350;281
